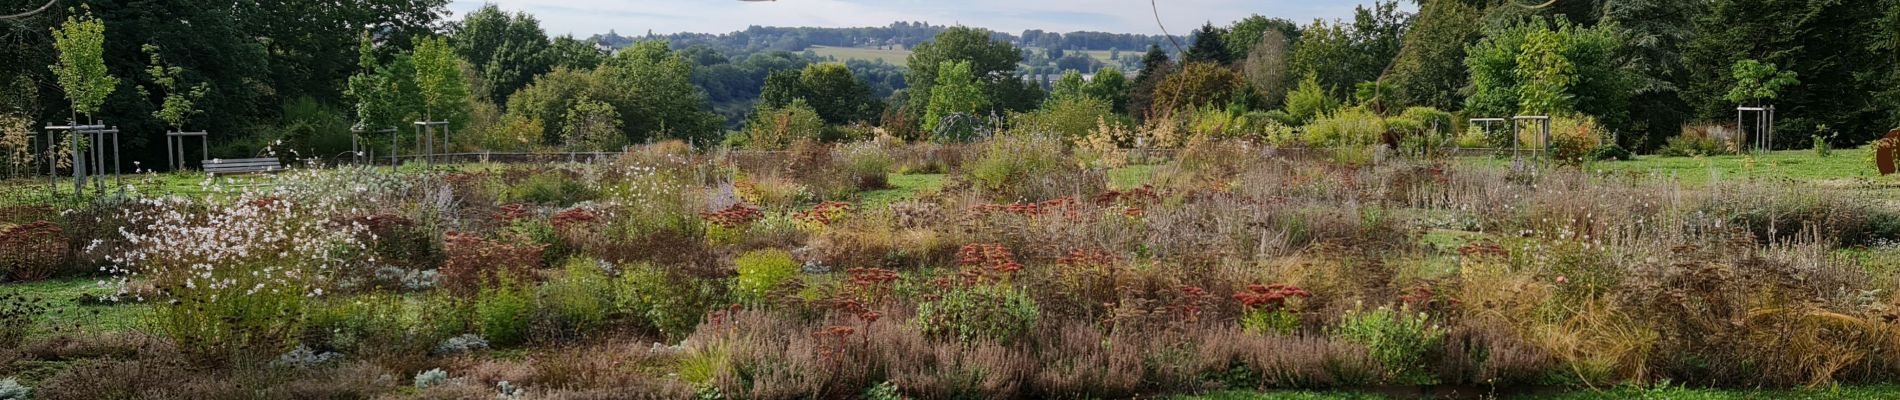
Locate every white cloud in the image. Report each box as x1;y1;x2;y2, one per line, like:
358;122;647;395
450;0;1413;37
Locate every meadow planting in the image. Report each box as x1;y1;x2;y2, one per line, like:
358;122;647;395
0;137;1895;399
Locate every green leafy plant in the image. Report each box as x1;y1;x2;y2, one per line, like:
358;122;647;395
537;259;616;337
1812;125;1835;157
477;279;533;347
913;283;1040;345
1335;304;1445;385
49;6;119;122
618;263;724;341
734;249;799;306
138;44;210;132
0;294;47;348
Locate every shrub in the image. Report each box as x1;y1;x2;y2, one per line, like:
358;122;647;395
1150;62;1247;117
1543;116;1605;165
743;99;826;150
477;279;534;347
1014;95;1119;139
415;368;450;389
1335;304;1445;385
433;333;489;355
1813;131;1835;157
0;293;46;348
1235;284;1311;336
1303;107;1385;148
0;221;67;282
440;232;543;295
300;294;422;356
1283;72;1338;125
0;378;26;400
111;196;366;364
913;283;1040;345
339;214;438;271
1587;144;1632;161
618;263;725;341
734;249;800;306
535;259;616;339
510;171;599;206
965;135;1099;201
839;141;894;190
1659;135;1722;157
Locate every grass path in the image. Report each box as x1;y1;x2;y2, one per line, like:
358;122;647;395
0;277;146;336
1460;149;1883;186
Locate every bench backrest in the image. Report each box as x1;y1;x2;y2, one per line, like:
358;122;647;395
203;158;283;174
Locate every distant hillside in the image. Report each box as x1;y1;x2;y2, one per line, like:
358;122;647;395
590;22;1180;55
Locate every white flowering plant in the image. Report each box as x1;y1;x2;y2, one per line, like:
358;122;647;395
104;189;370;363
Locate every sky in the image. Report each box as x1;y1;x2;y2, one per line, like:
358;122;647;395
446;0;1415;38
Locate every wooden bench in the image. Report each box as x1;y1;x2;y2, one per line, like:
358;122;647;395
202;158;283;175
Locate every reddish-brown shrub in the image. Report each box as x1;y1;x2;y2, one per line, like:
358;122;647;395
439;232;544;294
0;220;68;281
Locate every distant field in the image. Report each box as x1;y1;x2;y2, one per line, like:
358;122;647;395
808;45;912;66
807;46;1128;69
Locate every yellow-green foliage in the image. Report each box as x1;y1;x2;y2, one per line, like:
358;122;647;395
734;249;800;305
1303;107;1386;147
1014;95;1117;139
966;134;1073;200
477;278;533;347
539;259;616;334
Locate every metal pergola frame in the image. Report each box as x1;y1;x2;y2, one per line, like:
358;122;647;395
350;127;396;166
165;130;207;171
43;121;123;196
1737;105;1775;153
1511;115;1551;161
414;120;449;168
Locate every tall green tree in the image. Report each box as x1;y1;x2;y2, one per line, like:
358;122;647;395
138;44;209;132
347;32;422;134
1128;45;1175;118
1288;20;1355;97
757;63;879;125
412;36;472;131
450;4;551;106
1049;70;1089;102
1602;0;1699;149
1464;18;1632;128
1185;23;1232;65
47;7;117;123
795;63;878;125
906;27;1031;118
1084;67;1131;111
1381;0;1481;110
923;61;989;135
547;35;606;70
563;97;622;151
1225;15;1302;63
1723;59;1799;106
1685;0;1892;143
604;41;722;145
1290;1;1412;98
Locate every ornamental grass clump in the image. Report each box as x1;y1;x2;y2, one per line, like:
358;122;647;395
0;221;67;282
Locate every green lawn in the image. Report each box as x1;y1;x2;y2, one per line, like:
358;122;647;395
0;278;146;336
859;173;946;207
1109;164;1157;189
1462;148;1884;186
